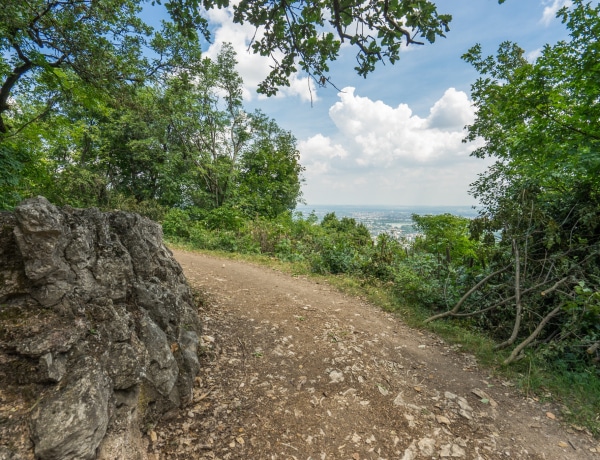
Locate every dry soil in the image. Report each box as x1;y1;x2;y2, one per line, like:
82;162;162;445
151;249;600;460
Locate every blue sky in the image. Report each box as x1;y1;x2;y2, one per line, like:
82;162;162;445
168;1;576;206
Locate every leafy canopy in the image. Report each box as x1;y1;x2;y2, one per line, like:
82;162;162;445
463;0;600;214
6;43;304;218
0;0;456;136
203;0;452;94
0;0;208;134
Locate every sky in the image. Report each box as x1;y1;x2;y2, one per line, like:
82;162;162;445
171;0;576;206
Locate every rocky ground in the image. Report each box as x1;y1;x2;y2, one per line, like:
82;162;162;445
151;250;600;460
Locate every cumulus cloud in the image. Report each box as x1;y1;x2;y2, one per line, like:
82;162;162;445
298;87;488;205
540;0;572;26
299;134;348;161
203;6;317;102
323;87;475;167
427;88;475;130
298;134;349;175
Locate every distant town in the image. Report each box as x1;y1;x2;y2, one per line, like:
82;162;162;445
295;205;479;241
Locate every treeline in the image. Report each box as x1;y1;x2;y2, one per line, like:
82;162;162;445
0;44;303;218
164;208;486;310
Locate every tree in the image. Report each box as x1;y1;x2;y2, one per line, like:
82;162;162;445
154;44;252;209
426;0;600;364
237;111;304;218
0;0;456;135
202;0;452;95
22;44;304;217
412;213;478;266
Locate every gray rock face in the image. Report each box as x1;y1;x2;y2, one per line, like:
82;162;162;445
0;197;201;460
30;360;111;460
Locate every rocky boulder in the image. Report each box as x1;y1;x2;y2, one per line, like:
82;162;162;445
0;197;201;460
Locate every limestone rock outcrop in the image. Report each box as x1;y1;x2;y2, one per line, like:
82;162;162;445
0;197;201;460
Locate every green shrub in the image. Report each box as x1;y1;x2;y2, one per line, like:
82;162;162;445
204;207;245;231
392;253;444;306
249;218;287;254
362;233;407;280
162;208;192;238
188;224;216;249
275;238;305;262
310;237;363;275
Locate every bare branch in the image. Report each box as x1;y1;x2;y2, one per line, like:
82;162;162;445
587;342;600;355
540;277;570;296
453;276;569;318
423;264;511;323
496;239;522;350
504;303;565;364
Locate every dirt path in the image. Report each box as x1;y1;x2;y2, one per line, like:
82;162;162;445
152;250;599;459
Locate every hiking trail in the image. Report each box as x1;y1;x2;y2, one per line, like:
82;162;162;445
151;250;599;459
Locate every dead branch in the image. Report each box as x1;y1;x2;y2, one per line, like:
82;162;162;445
496;239;522;350
453;276;570;318
423;264;510;323
504;303;565;364
587;342;600;355
540;277;570;296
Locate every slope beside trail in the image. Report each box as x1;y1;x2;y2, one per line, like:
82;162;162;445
151;249;599;460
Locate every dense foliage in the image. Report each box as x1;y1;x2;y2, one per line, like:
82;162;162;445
0;0;452;136
0;0;454;212
162;209;484;310
426;0;600;367
202;0;452;94
0;43;304;215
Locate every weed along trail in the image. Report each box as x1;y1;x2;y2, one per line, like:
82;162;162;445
152;250;599;459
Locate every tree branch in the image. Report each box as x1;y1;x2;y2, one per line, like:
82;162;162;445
383;0;425;46
332;0;382;60
496;239;522;350
504;303;565;364
0;59;34;133
453;276;569;318
423;264;510;323
3;97;58;138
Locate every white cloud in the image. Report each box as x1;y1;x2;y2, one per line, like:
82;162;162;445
427;88;475;130
203;7;317;102
324;87;475;167
298;134;349;175
299;134;348;161
540;0;572;26
526;48;543;62
298;88;489;205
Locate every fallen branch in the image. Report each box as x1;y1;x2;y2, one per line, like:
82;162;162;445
504;303;565;364
587;342;600;355
452;277;557;317
424;264;510;323
496;240;522;350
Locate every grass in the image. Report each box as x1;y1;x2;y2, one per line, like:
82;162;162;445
511;357;600;436
167;241;600;437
